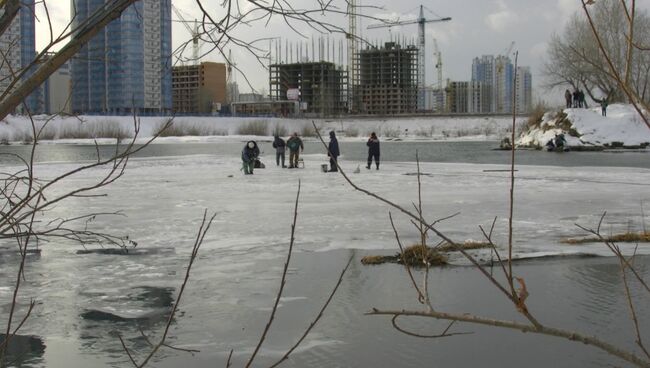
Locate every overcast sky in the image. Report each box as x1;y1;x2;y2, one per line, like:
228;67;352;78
35;0;650;105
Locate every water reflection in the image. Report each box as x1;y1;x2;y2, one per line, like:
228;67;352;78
0;142;648;168
0;334;45;367
77;286;175;363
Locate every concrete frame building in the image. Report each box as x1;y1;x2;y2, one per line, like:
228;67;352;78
468;81;491;114
173;62;227;114
269;61;347;117
358;42;418;115
0;0;40;114
446;81;469;114
71;0;172;115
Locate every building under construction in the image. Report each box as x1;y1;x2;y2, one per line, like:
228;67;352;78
269;62;347;117
358;42;418;115
172;62;227;114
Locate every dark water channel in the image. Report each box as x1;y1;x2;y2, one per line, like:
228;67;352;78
3;248;648;368
0;140;648;168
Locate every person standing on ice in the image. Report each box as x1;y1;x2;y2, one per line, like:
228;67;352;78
272;134;287;168
564;89;572;108
286;132;303;169
366;132;380;170
241;141;260;175
594;96;608;116
327;130;340;172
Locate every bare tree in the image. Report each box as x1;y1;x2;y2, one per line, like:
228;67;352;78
543;1;650;105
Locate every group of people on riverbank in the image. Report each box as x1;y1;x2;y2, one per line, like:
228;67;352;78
564;89;609;116
565;89;588;109
241;131;381;175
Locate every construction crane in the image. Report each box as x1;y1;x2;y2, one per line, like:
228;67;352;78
367;5;451;111
432;38;444;113
496;41;515;72
226;49;236;103
347;0;357;113
433;38;442;92
172;5;200;64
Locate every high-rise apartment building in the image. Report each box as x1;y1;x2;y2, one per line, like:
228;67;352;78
173;62;227;114
0;0;41;114
515;66;533;114
446;81;469;114
468;81;491;114
358;42;418;115
38;54;72;114
71;0;172;115
471;55;523;114
471;55;496;112
494;55;514;113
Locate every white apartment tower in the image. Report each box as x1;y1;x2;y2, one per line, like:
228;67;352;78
515;66;533;114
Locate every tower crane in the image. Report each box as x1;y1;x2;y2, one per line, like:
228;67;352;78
172;5;200;64
433;38;442;92
347;0;357;113
432;38;444;112
496;41;515;72
367;5;451;111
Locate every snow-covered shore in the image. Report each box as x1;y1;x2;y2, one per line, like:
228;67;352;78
0;114;517;144
517;104;650;148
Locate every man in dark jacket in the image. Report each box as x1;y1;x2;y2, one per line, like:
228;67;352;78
327;130;340;172
366;132;380;170
272;134;286;168
286;132;304;169
241;141;260;175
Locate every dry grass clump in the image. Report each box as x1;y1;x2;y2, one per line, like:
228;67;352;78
526;104;546;130
381;127;401;138
300;123;317;137
399;244;447;266
414;126;435;137
562;231;650;245
272;124;288;137
343;126;360;137
236;120;268;136
360;255;387;265
455;127;482;137
156;121;226;137
437;240;492;252
91;120;132;140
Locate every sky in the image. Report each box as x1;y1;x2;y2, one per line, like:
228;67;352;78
33;0;650;106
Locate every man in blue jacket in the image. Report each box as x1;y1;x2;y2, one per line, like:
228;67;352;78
327;130;340;172
241;141;260;175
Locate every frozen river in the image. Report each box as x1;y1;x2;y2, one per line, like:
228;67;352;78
1;141;649;367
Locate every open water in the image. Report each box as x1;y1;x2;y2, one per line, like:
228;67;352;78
0;140;648;168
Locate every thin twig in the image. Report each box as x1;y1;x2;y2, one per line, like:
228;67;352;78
389;212;426;304
368;309;650;368
390;315;472;339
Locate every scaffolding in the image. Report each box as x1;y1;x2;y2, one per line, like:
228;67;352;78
358;42;418;115
269;61;348;117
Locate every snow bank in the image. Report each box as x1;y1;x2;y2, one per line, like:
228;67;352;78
517;104;650;148
0;114;518;144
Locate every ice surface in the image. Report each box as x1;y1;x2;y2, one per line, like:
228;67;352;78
28;150;650;263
